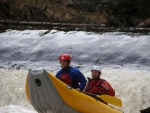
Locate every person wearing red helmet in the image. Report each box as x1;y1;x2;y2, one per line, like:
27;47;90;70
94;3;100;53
56;54;87;91
84;66;115;103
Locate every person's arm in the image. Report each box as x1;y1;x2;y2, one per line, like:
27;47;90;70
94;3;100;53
56;70;61;79
101;81;115;96
75;70;87;91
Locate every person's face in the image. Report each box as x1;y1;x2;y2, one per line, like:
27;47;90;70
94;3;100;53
60;60;69;68
91;70;100;79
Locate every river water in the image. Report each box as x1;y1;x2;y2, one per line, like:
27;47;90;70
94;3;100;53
0;27;150;113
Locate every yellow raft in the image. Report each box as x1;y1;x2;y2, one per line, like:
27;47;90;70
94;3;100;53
25;69;123;113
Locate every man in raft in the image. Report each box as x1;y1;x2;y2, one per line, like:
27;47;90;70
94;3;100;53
56;53;87;91
84;66;115;103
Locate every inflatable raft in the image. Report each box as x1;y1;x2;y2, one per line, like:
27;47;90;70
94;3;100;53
25;69;123;113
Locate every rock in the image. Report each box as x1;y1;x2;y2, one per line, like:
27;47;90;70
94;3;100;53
1;0;149;27
141;107;150;113
137;18;150;27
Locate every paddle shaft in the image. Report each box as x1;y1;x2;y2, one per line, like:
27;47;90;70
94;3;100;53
83;92;99;97
83;92;122;107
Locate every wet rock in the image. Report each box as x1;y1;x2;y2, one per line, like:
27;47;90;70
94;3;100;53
141;107;150;113
0;0;149;27
137;18;150;27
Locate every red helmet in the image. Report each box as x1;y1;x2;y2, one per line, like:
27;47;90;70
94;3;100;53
59;54;71;61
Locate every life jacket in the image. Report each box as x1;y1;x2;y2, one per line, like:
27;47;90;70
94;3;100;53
85;78;106;95
85;78;108;104
57;66;85;90
60;73;72;86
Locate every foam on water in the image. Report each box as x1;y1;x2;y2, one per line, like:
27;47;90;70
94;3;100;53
0;29;150;113
0;105;37;113
0;69;32;108
0;68;150;113
0;30;150;69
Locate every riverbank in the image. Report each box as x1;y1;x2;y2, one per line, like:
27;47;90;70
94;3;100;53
0;0;150;27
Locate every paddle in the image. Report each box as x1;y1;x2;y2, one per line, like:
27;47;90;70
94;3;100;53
83;92;122;107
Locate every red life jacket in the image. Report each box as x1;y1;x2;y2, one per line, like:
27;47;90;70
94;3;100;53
60;73;72;86
85;78;109;104
85;78;106;95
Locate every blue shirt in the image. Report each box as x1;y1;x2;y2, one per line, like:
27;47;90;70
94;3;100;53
56;66;87;90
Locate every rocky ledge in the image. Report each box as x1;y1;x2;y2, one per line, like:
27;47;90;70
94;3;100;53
0;0;150;27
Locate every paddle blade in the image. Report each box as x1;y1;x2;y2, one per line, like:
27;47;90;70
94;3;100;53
97;95;122;107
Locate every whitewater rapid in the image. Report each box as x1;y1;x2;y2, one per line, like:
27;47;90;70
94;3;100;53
0;68;150;113
0;29;150;113
0;29;150;69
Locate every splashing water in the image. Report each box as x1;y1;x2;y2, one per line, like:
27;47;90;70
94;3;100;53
0;29;150;113
0;68;150;113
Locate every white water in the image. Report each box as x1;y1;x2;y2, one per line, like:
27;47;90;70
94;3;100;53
0;29;150;113
0;105;37;113
0;29;150;69
0;68;150;113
